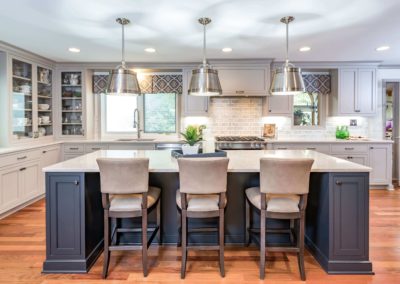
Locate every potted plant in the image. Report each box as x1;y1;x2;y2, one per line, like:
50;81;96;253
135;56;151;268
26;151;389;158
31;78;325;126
293;109;304;126
180;125;203;155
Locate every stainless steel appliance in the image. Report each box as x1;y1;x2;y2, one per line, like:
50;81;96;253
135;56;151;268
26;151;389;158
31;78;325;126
215;136;266;150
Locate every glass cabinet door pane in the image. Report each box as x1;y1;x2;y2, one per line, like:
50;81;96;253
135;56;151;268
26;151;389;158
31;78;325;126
37;67;53;137
12;59;33;139
61;72;83;136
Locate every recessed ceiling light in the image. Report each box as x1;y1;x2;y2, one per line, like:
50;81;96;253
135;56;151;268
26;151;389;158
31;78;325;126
299;46;311;52
68;47;80;53
222;47;232;52
376;46;390;51
144;47;156;53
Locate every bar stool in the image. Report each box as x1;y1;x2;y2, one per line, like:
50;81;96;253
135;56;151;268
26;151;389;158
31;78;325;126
245;157;314;280
176;157;229;279
97;158;161;278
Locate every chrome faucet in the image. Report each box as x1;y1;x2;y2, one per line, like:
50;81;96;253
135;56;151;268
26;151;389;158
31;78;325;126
133;108;142;139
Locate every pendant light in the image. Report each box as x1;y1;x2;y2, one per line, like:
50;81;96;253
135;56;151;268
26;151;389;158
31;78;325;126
188;17;222;96
269;16;305;96
106;18;141;96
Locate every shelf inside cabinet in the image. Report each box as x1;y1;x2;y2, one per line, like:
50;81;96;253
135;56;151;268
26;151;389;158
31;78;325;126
12;75;31;81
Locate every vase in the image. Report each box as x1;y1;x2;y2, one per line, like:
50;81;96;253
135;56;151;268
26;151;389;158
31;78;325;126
181;144;200;155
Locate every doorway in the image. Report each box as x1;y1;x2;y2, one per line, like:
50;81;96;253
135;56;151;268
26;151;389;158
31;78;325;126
384;82;400;186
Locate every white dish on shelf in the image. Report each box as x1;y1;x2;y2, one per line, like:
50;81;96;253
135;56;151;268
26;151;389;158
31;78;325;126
38;127;46;136
38;104;50;110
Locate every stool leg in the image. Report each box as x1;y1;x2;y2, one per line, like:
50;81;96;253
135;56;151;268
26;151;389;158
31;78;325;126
177;210;181;247
219;208;225;277
102;210;111;279
260;209;266;280
156;200;162;245
297;214;306;281
180;209;188;279
142;209;148;277
245;200;251;246
290;219;295;244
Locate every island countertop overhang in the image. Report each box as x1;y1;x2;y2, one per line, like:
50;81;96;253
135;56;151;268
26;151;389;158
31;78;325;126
43;149;371;173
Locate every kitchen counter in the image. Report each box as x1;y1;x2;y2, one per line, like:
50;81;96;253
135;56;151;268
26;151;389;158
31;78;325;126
43;149;371;173
265;138;394;143
43;149;372;275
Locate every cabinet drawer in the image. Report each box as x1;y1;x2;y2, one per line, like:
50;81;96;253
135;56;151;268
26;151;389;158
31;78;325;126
331;144;368;154
108;144;155;150
333;154;368;166
84;144;108;153
64;144;84;153
0;149;41;169
273;143;330;154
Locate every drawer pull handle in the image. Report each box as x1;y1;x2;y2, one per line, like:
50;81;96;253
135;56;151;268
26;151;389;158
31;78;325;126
74;180;79;186
355;110;361;112
277;147;287;150
19;167;26;171
42;150;47;154
370;147;374;149
269;109;272;112
336;180;342;185
91;148;101;150
69;147;79;150
344;147;354;150
347;156;353;159
306;147;316;150
17;156;27;160
235;90;245;94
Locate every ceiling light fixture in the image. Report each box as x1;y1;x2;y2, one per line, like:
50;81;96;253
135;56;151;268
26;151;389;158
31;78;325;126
144;47;156;53
68;47;80;53
299;46;311;52
106;18;140;96
376;46;390;51
269;16;305;96
222;47;232;52
188;17;222;96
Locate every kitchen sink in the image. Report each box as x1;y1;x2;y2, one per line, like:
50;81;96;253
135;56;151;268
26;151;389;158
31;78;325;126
115;138;156;142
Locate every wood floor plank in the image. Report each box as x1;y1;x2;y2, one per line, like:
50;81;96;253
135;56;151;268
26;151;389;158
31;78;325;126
0;189;399;283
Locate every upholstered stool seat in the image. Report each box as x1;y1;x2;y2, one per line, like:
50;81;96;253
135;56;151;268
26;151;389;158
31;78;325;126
110;186;161;212
245;187;300;213
176;190;227;212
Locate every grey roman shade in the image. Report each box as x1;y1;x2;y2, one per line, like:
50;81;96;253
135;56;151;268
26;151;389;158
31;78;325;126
93;73;182;94
302;73;331;95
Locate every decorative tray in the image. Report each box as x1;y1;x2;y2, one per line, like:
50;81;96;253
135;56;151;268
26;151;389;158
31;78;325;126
171;149;227;159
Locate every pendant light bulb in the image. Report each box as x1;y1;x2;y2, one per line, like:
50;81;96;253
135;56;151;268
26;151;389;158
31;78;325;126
106;17;141;96
269;16;305;96
188;17;222;96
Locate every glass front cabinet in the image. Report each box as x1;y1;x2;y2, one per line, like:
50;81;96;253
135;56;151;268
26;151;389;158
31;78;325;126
9;57;54;143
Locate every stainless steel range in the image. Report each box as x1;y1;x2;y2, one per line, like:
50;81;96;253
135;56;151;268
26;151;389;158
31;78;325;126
215;136;266;150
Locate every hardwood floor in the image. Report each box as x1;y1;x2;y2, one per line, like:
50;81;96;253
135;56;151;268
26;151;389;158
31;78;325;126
0;189;399;283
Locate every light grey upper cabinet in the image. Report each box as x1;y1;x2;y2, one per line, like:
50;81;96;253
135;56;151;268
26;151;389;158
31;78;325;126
182;69;209;116
262;95;293;116
216;67;269;96
332;68;376;116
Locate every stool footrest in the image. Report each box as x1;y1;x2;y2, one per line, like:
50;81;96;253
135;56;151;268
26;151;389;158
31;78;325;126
187;245;221;250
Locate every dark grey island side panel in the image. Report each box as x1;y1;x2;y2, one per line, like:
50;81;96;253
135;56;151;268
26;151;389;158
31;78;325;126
43;171;373;275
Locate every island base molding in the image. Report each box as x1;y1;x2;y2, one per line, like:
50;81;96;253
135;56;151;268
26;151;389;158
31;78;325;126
43;171;372;275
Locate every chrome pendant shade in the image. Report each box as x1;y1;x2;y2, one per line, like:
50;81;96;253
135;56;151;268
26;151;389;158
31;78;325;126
269;16;305;96
106;18;141;96
188;17;222;96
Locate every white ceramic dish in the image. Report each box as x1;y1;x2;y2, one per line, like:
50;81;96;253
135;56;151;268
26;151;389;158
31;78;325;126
38;104;50;110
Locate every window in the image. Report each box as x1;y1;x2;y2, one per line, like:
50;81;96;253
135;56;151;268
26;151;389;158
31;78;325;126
144;93;176;133
293;92;324;127
105;95;137;132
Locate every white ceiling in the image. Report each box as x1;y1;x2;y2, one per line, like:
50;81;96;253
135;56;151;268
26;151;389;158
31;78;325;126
0;0;399;64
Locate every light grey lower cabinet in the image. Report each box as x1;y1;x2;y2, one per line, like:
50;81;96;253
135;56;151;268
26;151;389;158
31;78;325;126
108;143;155;150
369;144;392;185
39;146;60;193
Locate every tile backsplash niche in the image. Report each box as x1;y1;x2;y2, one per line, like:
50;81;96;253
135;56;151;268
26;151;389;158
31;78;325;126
183;97;371;139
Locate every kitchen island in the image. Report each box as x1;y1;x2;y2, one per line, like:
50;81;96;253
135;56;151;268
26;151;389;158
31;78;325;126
42;150;373;275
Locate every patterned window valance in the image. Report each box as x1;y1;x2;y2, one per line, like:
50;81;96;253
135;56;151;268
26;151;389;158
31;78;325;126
93;73;183;94
302;73;331;95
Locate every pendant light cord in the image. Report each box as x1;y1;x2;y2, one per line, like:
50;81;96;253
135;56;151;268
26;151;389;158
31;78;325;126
121;23;126;68
285;20;289;66
203;22;207;66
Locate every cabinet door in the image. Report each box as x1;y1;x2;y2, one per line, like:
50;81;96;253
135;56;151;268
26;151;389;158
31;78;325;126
369;145;391;184
263;96;292;116
20;162;39;200
357;69;375;114
217;68;267;95
0;167;19;212
339;69;357;114
183;70;209;116
108;143;155;150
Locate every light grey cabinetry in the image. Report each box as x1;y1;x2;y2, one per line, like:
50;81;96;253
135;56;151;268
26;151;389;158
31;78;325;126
39;145;60;193
368;144;392;185
108;143;155;150
262;96;292;116
272;143;330;154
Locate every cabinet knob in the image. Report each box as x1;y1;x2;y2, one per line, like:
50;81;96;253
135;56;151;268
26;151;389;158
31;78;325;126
42;150;47;154
336;180;342;185
370;147;374;149
269;110;272;112
74;180;79;186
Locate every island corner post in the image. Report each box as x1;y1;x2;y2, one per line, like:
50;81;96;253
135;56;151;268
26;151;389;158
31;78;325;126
42;170;372;275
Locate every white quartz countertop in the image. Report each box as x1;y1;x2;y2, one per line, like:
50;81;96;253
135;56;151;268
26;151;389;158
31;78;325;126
43;149;371;173
264;138;393;144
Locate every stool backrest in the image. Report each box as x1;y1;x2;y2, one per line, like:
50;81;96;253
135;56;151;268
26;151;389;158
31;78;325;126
178;157;229;194
260;157;314;195
97;158;149;194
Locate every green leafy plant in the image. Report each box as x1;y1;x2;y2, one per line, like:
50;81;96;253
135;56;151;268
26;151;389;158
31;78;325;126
180;125;203;146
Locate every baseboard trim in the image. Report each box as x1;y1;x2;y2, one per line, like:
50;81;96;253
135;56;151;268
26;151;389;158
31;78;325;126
0;194;44;220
